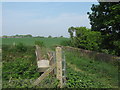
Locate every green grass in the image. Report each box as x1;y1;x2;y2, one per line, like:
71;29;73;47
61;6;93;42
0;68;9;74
2;37;69;48
65;51;119;88
2;37;119;88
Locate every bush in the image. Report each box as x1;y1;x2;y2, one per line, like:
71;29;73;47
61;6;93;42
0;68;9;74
15;43;27;52
35;41;45;47
68;27;102;51
60;40;72;46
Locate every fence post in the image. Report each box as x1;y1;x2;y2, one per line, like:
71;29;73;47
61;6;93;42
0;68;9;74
56;47;63;88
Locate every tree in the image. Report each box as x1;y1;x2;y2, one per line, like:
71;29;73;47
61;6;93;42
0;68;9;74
87;2;120;55
87;2;120;36
48;35;52;38
68;27;102;51
24;34;32;37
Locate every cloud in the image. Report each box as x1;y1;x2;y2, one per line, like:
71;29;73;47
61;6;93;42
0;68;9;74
3;10;91;37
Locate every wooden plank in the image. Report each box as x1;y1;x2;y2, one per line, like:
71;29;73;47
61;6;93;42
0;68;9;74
35;45;42;60
33;63;56;86
56;47;63;88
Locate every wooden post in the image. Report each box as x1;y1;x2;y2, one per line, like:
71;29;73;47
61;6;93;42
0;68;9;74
56;47;63;88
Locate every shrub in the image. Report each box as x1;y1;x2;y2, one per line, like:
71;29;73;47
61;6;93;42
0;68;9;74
68;27;102;51
60;40;72;46
15;43;27;52
35;41;45;47
48;35;52;38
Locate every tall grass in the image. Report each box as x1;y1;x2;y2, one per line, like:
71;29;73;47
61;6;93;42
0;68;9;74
65;51;118;88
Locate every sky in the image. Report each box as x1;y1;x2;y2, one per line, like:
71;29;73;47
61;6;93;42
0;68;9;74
2;2;98;37
0;2;2;36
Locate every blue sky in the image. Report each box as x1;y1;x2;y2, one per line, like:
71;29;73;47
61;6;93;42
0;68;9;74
2;2;98;37
0;2;2;36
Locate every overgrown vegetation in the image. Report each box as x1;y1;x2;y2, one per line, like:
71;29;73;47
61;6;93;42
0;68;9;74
65;51;119;88
2;40;119;88
61;2;120;56
2;2;119;89
35;41;45;47
66;26;120;56
87;2;120;56
68;27;102;51
2;44;58;88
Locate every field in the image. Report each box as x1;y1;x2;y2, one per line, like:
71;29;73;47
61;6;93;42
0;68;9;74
2;37;69;48
2;37;119;88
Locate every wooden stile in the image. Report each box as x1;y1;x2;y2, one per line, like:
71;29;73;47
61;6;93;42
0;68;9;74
33;63;56;86
56;47;63;88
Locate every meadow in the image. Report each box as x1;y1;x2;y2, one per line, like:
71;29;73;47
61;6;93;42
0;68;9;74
2;37;119;88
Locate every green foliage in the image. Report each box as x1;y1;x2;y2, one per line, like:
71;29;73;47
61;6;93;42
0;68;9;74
14;34;32;38
15;43;27;52
35;75;59;88
88;2;120;56
68;27;102;51
2;37;69;48
87;2;120;35
60;40;72;46
112;40;120;55
2;45;39;88
3;58;39;80
2;45;58;88
65;51;118;88
35;41;45;47
48;35;52;38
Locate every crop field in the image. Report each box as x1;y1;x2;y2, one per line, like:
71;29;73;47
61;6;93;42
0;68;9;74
2;37;119;88
2;37;69;48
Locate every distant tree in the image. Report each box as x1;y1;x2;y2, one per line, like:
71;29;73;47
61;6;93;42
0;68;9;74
2;35;7;38
60;36;63;38
48;35;52;38
24;34;32;37
15;34;19;37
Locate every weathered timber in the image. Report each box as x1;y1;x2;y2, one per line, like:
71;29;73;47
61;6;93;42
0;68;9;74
35;45;50;72
33;63;56;86
35;45;42;60
56;47;63;88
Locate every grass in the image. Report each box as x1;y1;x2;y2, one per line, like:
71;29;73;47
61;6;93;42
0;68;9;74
2;37;119;88
2;37;69;48
65;51;119;88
